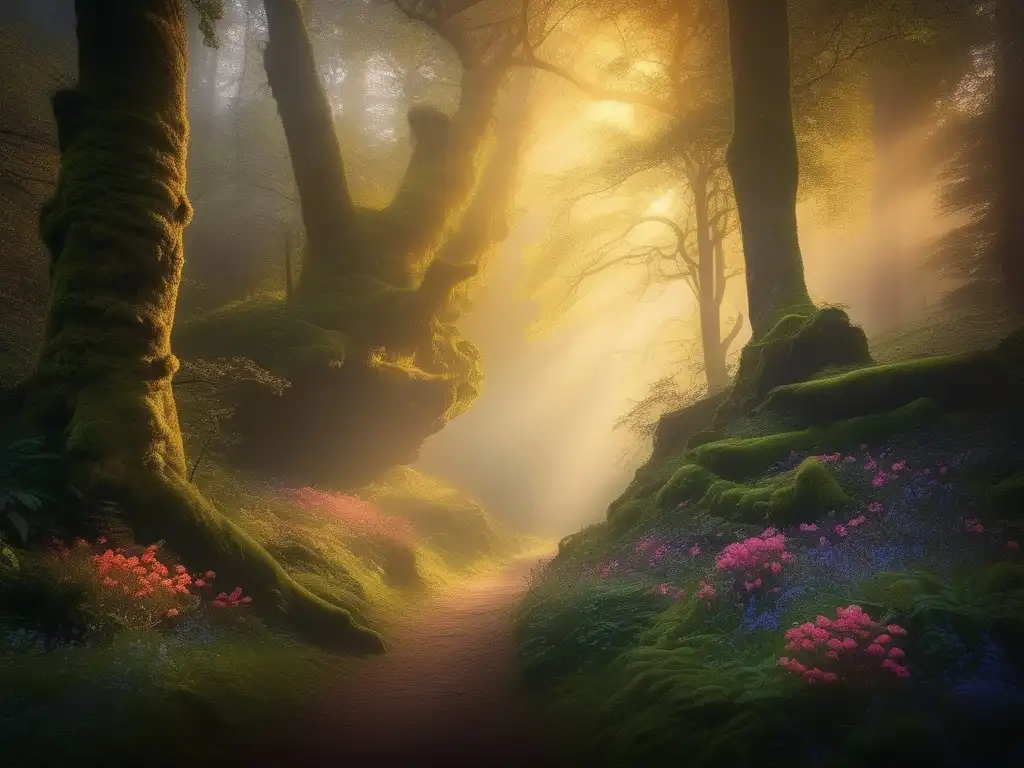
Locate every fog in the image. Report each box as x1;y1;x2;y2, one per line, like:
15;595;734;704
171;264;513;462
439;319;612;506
0;0;983;538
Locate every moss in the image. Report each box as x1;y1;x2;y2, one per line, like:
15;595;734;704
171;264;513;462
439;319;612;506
718;308;872;421
174;295;482;486
758;350;1013;428
691;398;940;481
982;562;1024;594
763;458;854;526
685;429;723;450
654;464;717;510
649;391;728;462
655;457;853;526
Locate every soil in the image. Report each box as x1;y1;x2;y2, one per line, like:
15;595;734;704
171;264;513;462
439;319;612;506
255;552;567;764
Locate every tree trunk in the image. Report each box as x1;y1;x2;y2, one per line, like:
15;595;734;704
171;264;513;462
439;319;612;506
25;0;382;654
994;0;1024;313
262;0;355;293
867;60;907;333
691;166;728;393
261;0;502;294
725;0;813;338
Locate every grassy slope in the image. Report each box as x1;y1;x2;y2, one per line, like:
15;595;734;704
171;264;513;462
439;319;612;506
515;305;1024;766
0;462;525;767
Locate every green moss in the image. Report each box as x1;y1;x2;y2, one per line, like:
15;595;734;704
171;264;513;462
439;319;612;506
691;398;940;481
649;391;728;462
718;308;872;421
763;458;854;525
982;562;1024;594
654;457;852;526
654;464;717;510
759;351;1012;428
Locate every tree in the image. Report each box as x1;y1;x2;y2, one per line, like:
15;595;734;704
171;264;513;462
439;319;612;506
929;0;1024;312
261;0;519;293
993;0;1024;312
17;0;383;653
724;0;813;338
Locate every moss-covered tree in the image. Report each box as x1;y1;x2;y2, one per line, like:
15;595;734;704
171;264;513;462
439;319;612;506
262;0;515;292
21;0;383;653
724;0;814;338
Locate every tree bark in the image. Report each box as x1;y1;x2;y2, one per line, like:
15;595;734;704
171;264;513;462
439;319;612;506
725;0;813;338
994;0;1024;313
690;165;728;393
25;0;382;654
263;0;355;292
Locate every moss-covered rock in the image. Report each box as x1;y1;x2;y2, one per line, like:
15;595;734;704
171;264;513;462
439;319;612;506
174;294;482;487
716;308;872;423
654;457;853;526
649;391;728;462
758;351;1013;428
691;398;940;481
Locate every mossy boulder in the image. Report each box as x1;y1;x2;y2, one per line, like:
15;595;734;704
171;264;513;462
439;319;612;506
654;457;853;526
649;391;728;462
758;351;1013;428
173;295;481;487
716;308;871;424
691;398;940;481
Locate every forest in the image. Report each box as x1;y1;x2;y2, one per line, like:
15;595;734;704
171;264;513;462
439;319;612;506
0;0;1022;765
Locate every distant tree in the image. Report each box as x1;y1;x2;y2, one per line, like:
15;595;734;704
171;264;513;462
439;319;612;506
17;0;382;652
930;0;1024;312
261;0;524;294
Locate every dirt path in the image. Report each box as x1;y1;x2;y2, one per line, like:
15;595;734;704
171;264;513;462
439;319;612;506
261;551;565;764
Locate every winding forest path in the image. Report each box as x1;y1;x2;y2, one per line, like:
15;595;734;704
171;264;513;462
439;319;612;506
261;551;564;764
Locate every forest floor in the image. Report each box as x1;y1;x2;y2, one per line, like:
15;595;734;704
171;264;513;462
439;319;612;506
255;549;564;763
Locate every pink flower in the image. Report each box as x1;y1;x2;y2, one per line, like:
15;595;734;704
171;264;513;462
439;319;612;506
873;634;892;645
866;643;886;656
799;523;818;532
842;638;857;650
867;501;883;514
835;525;847;537
97;536;108;545
166;608;179;618
872;472;888;488
205;570;217;579
886;624;907;636
819;536;828;546
891;460;907;472
887;647;905;659
689;545;701;556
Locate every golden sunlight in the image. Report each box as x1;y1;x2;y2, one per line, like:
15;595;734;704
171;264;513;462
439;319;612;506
584;100;635;127
645;190;675;215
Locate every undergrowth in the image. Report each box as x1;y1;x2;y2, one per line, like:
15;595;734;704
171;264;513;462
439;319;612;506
516;319;1024;767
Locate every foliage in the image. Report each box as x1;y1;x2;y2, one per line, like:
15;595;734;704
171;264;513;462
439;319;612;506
0;437;66;546
519;318;1024;764
174;356;289;480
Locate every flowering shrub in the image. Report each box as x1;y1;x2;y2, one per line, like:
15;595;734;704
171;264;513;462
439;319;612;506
26;538;253;640
778;605;910;686
288;487;414;542
715;529;793;594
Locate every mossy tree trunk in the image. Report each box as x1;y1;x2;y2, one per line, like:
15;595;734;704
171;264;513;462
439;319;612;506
994;0;1024;313
24;0;383;654
725;0;814;338
262;0;505;294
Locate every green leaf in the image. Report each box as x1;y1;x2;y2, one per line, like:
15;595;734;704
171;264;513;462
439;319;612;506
6;509;29;543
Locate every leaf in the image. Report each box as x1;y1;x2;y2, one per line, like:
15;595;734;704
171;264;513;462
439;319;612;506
6;509;29;543
11;491;41;511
